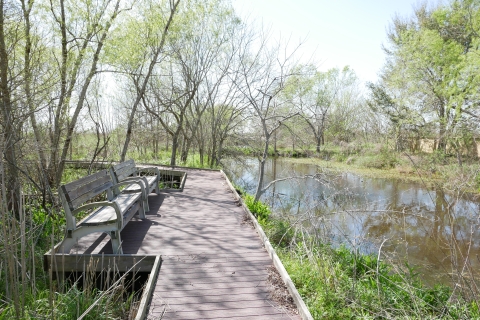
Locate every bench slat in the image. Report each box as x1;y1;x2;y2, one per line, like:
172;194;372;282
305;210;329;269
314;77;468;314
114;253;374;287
114;159;135;170
67;176;113;202
79;193;141;226
116;167;137;181
63;170;110;193
68;179;113;210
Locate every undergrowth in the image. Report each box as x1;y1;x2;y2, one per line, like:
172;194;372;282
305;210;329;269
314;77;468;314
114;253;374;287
0;167;142;319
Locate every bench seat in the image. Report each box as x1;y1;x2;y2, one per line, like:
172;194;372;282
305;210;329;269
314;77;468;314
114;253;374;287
79;192;142;226
121;176;158;194
110;160;160;211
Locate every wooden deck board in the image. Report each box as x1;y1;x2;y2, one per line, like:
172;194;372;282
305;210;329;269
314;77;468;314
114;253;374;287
69;169;300;319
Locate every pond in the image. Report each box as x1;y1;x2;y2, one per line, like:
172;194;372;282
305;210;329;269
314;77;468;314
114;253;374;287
224;157;480;286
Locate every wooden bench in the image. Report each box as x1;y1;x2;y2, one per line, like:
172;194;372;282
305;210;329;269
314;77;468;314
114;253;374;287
58;169;147;254
110;160;160;212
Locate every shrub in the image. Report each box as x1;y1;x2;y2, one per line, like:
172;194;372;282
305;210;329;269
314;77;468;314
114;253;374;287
243;194;271;226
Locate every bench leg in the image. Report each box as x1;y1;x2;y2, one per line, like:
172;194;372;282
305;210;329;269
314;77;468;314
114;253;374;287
143;198;150;212
110;231;123;254
138;201;146;219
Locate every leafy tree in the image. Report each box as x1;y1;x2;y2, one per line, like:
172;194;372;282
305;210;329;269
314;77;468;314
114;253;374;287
285;65;360;152
366;82;425;151
382;0;480;153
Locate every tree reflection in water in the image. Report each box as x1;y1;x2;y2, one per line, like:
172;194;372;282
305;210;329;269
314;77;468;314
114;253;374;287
224;157;480;287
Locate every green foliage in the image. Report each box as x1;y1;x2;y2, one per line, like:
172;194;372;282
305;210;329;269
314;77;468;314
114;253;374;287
356;147;399;169
243;194;271;226
265;218;295;248
377;0;480;153
61;168;90;184
277;243;478;319
29;204;65;247
475;172;480;192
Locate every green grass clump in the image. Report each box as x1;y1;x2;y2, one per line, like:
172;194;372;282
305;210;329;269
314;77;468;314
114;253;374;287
243;194;271;226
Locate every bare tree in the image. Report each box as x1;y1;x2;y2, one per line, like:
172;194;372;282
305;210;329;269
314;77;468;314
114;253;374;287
235;30;302;201
143;0;237;166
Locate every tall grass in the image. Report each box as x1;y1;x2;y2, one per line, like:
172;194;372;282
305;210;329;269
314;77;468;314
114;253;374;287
0;166;143;319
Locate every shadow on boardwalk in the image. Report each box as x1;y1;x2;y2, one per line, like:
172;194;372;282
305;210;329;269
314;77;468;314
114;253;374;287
71;169;300;319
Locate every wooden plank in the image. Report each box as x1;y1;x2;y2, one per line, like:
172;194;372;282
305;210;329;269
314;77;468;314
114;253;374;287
63;170;110;193
155;287;270;299
69;179;112;209
155;280;269;291
135;255;162;320
117;167;137;181
43;254;158;273
78;194;141;226
157;306;292;320
112;159;134;171
159;294;271;305
79;206;117;225
67;174;111;199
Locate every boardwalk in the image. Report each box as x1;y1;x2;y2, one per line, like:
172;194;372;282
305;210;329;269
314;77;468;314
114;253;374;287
71;168;300;319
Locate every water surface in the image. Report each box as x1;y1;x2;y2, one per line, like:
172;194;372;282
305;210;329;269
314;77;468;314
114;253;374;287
225;157;480;285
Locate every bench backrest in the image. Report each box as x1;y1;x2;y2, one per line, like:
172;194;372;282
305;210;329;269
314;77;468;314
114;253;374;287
59;169;113;212
110;159;137;181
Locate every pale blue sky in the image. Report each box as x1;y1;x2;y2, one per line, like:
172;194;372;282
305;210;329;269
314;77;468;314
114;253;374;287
233;0;427;83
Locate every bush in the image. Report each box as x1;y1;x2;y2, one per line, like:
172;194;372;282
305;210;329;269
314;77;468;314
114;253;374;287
243;194;271;226
356;147;399;169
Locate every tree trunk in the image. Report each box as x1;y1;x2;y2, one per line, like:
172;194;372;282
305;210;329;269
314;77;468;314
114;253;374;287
22;0;48;189
0;1;20;214
437;103;447;153
120;1;179;162
254;134;270;202
56;0;120;186
170;131;180;166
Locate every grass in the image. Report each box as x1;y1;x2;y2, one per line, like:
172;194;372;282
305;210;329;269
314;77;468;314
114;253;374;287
276;244;473;319
0;282;139;320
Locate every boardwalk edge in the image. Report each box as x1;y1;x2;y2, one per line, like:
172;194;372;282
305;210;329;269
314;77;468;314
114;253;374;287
220;170;314;320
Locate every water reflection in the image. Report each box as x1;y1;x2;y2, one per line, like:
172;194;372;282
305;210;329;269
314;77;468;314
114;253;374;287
224;157;480;285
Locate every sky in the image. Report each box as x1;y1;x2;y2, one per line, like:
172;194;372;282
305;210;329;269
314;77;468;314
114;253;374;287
232;0;423;84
